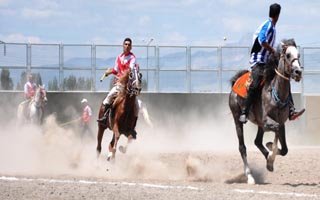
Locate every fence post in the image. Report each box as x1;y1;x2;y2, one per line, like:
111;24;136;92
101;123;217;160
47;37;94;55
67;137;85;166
91;44;96;91
27;43;31;74
187;46;191;93
218;46;222;93
59;43;64;91
156;46;160;92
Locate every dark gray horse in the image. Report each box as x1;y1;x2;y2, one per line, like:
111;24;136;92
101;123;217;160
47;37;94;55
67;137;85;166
229;39;303;184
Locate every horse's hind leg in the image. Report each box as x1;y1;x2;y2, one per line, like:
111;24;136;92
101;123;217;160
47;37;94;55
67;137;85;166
96;126;105;158
119;134;135;154
266;133;279;172
254;126;269;159
234;119;255;184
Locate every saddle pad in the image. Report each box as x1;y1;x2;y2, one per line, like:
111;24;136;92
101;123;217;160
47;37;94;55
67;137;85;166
232;72;252;98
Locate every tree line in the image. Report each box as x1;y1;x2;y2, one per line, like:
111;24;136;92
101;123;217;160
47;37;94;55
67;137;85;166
0;68;92;91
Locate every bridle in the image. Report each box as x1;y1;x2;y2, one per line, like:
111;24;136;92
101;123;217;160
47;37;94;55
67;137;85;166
127;69;142;97
33;87;46;108
275;45;300;81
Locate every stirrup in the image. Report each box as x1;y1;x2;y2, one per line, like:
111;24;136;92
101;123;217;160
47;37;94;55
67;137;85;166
97;115;107;123
289;108;305;121
239;114;248;123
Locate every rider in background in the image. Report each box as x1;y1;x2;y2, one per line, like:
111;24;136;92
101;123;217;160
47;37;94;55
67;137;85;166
239;3;305;123
80;98;93;138
97;37;139;123
24;74;36;101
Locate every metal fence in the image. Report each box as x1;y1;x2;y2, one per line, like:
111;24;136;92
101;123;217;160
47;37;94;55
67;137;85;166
0;42;319;94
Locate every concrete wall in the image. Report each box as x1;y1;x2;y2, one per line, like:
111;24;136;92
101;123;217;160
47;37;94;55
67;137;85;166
1;91;317;144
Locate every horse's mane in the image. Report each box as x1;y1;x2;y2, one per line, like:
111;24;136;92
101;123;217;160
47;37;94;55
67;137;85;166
113;70;130;108
264;38;296;83
117;70;130;86
230;69;249;86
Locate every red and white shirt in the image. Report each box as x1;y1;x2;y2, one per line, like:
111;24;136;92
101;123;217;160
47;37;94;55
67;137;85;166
81;105;92;124
24;81;36;99
112;52;137;78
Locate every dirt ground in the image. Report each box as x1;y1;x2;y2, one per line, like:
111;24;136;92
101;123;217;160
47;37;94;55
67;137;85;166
1;147;319;200
0;108;319;200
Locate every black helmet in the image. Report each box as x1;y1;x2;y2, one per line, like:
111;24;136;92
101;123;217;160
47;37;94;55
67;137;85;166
269;3;281;18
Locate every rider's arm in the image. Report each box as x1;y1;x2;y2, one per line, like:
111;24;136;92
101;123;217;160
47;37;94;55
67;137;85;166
104;68;114;77
129;56;137;70
258;20;276;54
262;42;276;54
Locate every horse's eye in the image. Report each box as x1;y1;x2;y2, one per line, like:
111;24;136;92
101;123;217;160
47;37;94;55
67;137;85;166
286;53;291;59
129;72;134;78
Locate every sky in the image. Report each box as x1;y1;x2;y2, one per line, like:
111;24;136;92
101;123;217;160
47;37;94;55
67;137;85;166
0;0;320;46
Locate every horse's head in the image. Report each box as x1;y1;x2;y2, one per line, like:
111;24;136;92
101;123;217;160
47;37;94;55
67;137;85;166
117;67;142;97
279;39;303;82
128;66;142;96
34;85;47;105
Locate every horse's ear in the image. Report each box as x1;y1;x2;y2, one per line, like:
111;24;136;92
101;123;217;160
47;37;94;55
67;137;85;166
280;42;288;53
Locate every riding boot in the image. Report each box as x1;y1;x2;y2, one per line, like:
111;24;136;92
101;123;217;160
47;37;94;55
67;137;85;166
239;88;255;123
288;93;305;121
289;106;305;121
97;104;111;123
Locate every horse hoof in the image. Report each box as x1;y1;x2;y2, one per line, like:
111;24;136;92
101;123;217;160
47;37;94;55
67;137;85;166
266;142;273;151
267;164;274;172
247;174;256;185
119;146;127;154
106;152;115;162
266;159;274;172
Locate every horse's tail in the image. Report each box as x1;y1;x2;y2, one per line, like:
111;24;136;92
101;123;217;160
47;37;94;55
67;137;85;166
17;102;25;122
230;69;249;86
137;99;153;128
141;104;153;128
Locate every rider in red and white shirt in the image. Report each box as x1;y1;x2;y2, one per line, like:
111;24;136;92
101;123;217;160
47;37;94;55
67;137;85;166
24;74;37;100
80;98;93;138
98;38;139;123
81;98;92;124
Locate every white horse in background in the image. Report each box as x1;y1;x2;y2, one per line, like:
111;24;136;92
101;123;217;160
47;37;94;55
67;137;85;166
17;85;48;125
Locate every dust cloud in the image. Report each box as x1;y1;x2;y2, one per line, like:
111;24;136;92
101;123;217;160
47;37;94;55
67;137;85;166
0;97;314;183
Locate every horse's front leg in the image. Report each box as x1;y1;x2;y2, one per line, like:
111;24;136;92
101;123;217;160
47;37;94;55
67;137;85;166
266;124;287;156
254;126;269;159
264;116;280;132
278;125;288;156
107;124;120;161
119;135;134;154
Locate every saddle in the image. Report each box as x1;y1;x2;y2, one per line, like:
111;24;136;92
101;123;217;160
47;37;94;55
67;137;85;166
19;100;32;119
103;105;115;129
232;72;265;98
232;72;252;98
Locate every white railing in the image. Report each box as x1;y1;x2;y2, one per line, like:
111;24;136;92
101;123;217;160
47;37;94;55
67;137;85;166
0;42;319;94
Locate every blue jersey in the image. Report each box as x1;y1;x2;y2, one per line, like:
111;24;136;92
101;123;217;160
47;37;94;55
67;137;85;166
249;19;276;66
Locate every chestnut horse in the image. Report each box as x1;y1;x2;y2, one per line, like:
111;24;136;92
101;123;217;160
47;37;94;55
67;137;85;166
229;39;303;184
96;68;142;161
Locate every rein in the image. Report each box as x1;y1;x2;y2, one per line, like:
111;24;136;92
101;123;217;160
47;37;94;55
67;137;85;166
274;68;290;81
